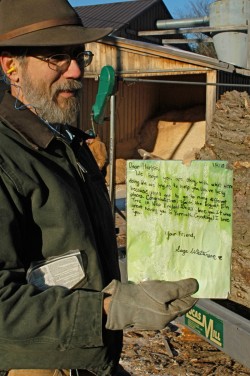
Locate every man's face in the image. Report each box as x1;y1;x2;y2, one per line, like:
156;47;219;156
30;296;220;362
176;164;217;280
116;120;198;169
17;46;85;125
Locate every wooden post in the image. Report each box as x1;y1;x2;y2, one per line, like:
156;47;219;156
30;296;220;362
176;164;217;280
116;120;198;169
206;70;217;140
247;24;250;69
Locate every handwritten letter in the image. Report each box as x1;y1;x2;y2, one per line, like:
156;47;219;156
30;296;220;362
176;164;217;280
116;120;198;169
126;160;233;298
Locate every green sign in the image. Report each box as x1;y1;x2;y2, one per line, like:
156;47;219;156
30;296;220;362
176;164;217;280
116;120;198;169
185;306;224;347
126;160;233;298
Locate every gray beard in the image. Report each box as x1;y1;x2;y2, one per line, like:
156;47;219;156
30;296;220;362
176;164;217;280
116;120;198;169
20;75;82;125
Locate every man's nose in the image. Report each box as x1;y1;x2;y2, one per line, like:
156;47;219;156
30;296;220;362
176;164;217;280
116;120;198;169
63;59;82;78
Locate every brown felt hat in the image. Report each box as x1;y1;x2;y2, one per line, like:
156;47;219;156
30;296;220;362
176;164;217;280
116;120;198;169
0;0;112;47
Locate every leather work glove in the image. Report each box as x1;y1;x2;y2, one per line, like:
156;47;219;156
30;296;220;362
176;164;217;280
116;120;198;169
103;278;198;330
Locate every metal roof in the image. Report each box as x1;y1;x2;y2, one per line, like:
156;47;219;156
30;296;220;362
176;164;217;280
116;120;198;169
75;0;162;30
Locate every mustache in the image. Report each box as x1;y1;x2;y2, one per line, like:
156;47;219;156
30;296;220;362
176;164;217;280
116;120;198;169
52;79;83;97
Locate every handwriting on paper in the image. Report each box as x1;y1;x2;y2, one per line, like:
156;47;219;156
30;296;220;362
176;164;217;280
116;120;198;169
126;160;233;298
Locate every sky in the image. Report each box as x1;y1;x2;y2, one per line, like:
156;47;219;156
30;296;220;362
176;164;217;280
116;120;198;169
69;0;194;18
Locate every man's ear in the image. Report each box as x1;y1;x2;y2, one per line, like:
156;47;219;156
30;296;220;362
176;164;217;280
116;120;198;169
0;54;19;81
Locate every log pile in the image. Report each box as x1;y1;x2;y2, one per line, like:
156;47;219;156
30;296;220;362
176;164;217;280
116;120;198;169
196;90;250;308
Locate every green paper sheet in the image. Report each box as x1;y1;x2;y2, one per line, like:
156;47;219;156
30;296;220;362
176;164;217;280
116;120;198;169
126;160;233;298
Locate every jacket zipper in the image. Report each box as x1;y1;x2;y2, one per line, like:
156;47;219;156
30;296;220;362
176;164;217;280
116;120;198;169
76;161;87;182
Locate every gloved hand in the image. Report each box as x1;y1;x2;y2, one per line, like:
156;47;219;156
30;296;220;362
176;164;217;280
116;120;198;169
103;278;198;330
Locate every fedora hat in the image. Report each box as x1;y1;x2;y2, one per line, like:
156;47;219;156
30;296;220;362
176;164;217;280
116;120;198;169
0;0;112;47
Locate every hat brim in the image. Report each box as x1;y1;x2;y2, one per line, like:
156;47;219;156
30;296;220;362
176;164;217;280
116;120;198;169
0;25;113;47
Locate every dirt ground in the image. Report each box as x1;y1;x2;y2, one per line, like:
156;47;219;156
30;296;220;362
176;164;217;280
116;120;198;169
120;325;250;376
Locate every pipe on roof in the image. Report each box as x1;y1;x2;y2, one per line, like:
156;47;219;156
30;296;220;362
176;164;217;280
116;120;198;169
123;78;250;88
156;17;209;30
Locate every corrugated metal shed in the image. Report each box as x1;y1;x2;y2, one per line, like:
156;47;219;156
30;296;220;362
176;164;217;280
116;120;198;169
81;36;250;155
80;37;219;150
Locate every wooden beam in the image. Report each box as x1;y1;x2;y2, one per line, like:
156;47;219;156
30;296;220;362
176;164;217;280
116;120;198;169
138;24;247;36
162;38;213;44
236;68;250;76
247;24;250;69
206;70;217;140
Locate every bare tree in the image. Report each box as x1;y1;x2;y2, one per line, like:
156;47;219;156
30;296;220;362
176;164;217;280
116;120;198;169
180;0;212;18
176;0;217;58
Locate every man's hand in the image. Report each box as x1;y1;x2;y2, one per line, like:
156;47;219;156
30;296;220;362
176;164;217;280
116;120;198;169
103;279;198;330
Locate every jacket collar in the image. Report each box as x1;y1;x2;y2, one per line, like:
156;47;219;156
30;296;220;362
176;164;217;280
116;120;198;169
0;91;90;149
0;91;56;149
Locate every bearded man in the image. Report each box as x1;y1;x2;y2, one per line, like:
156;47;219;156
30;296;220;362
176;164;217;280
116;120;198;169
0;1;198;376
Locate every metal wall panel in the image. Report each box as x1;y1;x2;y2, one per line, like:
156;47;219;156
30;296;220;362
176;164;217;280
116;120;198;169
81;74;206;156
218;71;250;98
81;79;161;146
